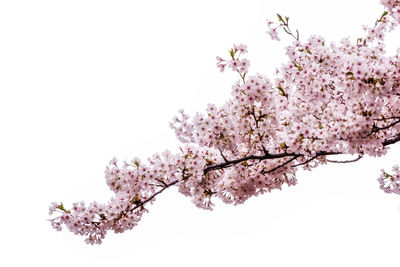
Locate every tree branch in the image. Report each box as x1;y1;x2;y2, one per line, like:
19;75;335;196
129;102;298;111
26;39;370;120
204;151;297;174
125;179;182;215
367;119;400;137
262;155;300;174
326;154;363;164
383;132;400;146
204;150;341;175
122;135;400;220
291;155;320;168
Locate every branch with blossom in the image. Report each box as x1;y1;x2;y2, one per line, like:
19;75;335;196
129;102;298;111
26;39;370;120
266;13;299;42
49;0;400;244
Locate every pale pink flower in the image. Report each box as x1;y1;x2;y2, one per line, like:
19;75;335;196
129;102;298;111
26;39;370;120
234;44;248;53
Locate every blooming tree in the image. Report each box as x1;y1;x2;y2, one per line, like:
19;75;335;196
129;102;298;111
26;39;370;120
49;0;400;245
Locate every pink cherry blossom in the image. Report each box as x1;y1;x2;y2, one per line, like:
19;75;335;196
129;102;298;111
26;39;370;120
234;44;248;54
49;0;400;244
378;165;400;194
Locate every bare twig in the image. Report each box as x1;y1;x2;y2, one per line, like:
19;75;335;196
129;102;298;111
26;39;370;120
262;155;300;174
326;154;363;164
125;179;182;215
218;147;229;163
291;155;319;168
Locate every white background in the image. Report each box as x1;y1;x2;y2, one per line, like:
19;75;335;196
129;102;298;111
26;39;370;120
1;0;400;266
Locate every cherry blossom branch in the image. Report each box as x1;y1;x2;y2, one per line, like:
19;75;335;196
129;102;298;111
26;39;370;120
373;116;400;121
383;132;400;146
130;132;400;216
326;154;364;164
262;155;300;174
292;153;327;168
267;13;299;41
203;151;297;174
204;131;400;175
204;150;342;175
49;0;400;244
371;118;400;135
125;179;182;214
278;14;300;41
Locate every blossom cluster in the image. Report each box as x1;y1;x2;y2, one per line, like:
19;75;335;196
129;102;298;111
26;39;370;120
49;146;221;244
50;0;400;244
378;165;400;193
216;43;250;74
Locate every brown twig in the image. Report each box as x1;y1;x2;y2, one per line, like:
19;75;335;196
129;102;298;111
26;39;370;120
326;154;363;164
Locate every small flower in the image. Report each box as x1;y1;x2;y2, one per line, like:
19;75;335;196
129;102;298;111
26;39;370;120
268;28;280;41
229;60;240;71
238;58;250;73
48;202;58;215
234;44;248;53
266;19;280;41
216;62;226;72
49;219;62;231
109;157;117;166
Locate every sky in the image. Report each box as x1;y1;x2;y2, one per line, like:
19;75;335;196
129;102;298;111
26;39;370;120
1;0;400;266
